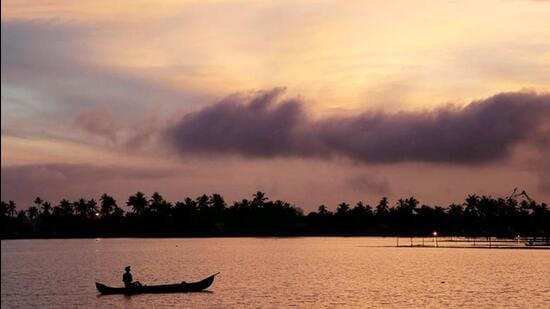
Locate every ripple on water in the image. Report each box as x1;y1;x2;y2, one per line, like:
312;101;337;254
2;238;550;308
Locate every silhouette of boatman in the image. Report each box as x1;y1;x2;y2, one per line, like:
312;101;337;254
123;266;142;288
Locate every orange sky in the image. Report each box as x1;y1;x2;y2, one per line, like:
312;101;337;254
2;0;549;209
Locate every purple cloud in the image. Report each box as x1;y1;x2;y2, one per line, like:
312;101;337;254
0;164;177;206
166;88;324;158
166;89;550;164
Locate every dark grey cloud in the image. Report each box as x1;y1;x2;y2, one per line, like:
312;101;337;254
166;89;550;164
166;88;324;158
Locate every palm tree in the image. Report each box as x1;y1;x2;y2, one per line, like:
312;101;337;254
210;194;226;212
27;206;39;220
150;192;172;216
317;205;329;216
376;197;390;217
336;202;350;216
352;201;373;217
0;201;7;217
150;192;165;211
464;194;479;215
183;197;198;211
58;199;74;216
396;197;418;216
196;194;209;213
252;191;268;208
127;192;148;215
150;192;163;205
210;194;226;222
406;197;419;212
112;205;125;218
7;201;17;217
86;199;98;218
74;199;88;217
0;200;17;219
354;201;366;212
100;194;117;216
41;201;52;217
448;204;463;217
34;197;43;207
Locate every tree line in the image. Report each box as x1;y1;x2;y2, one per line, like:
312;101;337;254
1;191;548;239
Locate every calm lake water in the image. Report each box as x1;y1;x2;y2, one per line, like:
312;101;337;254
2;237;549;308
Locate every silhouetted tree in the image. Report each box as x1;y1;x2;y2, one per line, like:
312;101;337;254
127;192;148;215
33;197;43;209
100;194;117;216
2;191;549;239
57;199;74;216
336;202;350;216
150;192;171;215
1;201;17;218
376;197;390;217
317;205;329;216
74;199;88;217
27;206;39;220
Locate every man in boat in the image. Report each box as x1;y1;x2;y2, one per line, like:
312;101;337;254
123;266;142;288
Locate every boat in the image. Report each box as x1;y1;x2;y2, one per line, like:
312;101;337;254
96;273;219;295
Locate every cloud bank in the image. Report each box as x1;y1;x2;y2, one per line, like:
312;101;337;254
166;89;550;164
0;164;177;204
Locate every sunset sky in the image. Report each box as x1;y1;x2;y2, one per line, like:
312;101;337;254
2;0;550;210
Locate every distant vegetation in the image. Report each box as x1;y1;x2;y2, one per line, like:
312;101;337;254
1;191;548;239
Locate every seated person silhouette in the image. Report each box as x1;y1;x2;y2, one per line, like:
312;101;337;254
123;266;142;288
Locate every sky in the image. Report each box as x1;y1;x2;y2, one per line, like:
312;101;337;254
1;0;550;211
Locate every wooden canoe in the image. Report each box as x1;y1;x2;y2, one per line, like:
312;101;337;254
96;273;219;295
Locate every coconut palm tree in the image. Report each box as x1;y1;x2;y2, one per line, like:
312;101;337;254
27;206;39;220
100;194;117;216
74;199;89;217
317;205;329;216
336;202;350;216
376;197;390;217
41;201;52;217
0;201;7;217
150;192;172;216
7;201;17;217
58;199;74;216
34;197;43;207
86;199;98;218
127;192;148;215
252;191;268;208
210;194;226;212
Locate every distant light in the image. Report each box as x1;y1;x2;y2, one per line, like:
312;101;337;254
95;212;100;217
433;231;438;236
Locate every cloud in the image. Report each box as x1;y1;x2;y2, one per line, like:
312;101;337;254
346;174;392;196
74;107;120;142
1;20;204;139
1;164;177;205
1;20;189;107
166;89;550;164
166;88;324;158
72;106;160;150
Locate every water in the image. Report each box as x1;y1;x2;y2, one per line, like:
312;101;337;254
2;238;549;308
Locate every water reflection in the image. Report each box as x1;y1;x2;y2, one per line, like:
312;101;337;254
2;237;550;308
